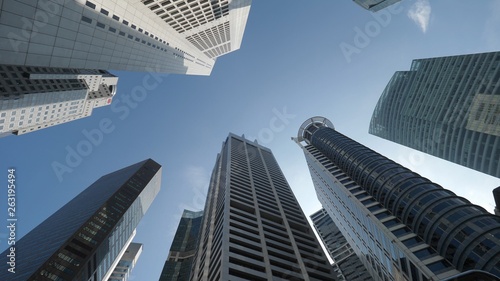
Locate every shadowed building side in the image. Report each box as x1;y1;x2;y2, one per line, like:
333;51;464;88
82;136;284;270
311;208;372;281
0;159;162;281
159;210;203;281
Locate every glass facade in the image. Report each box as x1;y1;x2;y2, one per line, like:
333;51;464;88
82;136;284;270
311;208;372;281
295;117;500;281
159;210;203;281
0;159;162;281
369;52;500;178
108;242;143;281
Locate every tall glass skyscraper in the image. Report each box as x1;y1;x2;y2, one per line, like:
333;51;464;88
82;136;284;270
0;159;162;281
310;208;372;281
294;116;500;281
159;209;203;281
190;133;336;281
0;0;251;75
369;52;500;178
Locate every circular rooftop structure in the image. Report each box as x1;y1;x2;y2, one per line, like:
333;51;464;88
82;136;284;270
297;116;334;144
109;85;117;96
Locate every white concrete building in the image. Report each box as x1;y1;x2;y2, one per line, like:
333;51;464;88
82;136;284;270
0;0;251;136
0;65;118;137
0;0;252;74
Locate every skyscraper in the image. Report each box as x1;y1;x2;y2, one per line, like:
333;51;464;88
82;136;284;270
159;209;203;281
352;0;401;12
294;116;500;281
190;133;336;281
0;0;252;74
0;159;162;281
310;208;372;281
369;51;500;178
108;242;143;281
0;65;118;137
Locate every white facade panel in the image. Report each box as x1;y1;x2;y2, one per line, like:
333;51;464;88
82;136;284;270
0;0;251;74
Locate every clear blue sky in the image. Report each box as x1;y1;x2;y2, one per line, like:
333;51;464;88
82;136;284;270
1;0;500;280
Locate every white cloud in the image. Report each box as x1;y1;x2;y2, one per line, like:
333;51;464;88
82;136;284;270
184;165;209;190
179;165;209;211
407;0;431;33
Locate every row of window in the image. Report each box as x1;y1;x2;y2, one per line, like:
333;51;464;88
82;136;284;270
143;0;229;33
85;0;170;47
81;15;172;54
84;0;211;66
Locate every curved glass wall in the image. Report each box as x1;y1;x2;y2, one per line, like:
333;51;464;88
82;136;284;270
369;52;500;178
299;121;500;279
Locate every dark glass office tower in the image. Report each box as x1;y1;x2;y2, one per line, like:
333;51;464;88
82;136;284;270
0;159;162;281
190;133;336;281
311;208;372;281
369;51;500;178
159;210;203;281
294;116;500;281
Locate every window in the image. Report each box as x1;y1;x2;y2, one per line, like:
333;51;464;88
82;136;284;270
112;15;119;21
426;260;451;274
81;16;92;24
413;248;434;260
100;8;109;15
85;1;96;9
97;22;105;29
